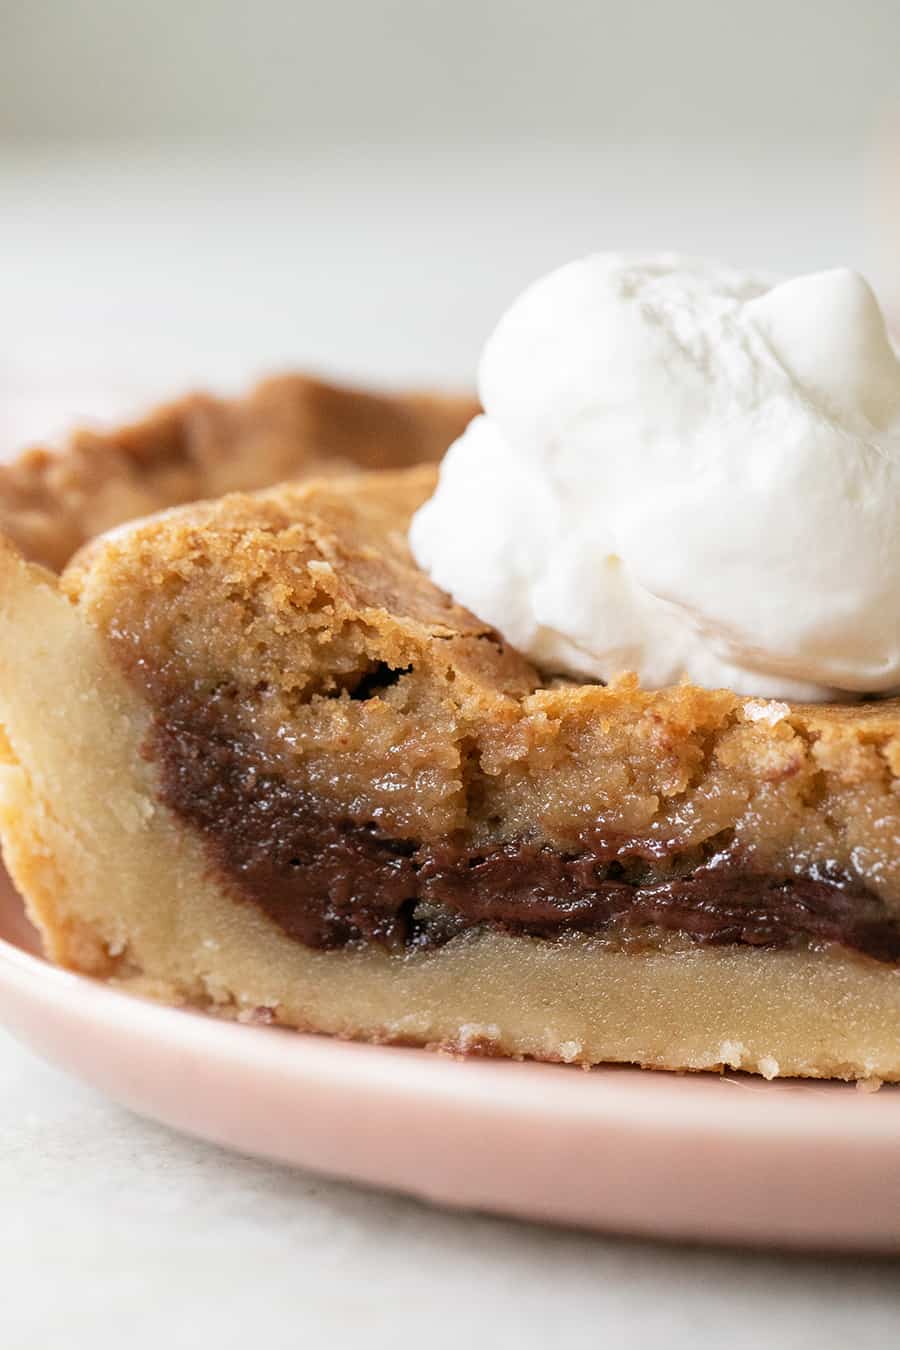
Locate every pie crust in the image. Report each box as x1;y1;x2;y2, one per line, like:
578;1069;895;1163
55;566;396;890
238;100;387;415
0;372;477;571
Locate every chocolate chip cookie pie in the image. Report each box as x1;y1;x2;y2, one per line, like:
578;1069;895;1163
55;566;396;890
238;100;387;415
0;436;898;1080
3;242;900;1083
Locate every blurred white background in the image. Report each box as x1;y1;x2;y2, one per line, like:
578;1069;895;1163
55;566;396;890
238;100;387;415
0;0;898;450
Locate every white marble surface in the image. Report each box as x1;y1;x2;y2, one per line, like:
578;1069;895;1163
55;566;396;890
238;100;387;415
1;146;899;1348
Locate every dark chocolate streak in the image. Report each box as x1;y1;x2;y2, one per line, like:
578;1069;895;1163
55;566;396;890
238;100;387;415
151;702;900;963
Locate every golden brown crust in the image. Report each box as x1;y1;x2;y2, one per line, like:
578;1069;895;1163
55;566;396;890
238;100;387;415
0;373;478;572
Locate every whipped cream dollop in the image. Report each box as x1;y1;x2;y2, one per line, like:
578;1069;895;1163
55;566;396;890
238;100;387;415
409;254;900;701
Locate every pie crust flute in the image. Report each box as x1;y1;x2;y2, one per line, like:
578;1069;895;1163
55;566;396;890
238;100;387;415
0;468;899;1081
0;373;478;572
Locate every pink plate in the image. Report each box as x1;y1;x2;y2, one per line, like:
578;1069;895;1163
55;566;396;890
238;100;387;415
0;870;898;1251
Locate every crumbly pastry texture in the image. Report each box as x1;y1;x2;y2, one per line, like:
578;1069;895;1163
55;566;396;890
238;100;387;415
0;459;898;1081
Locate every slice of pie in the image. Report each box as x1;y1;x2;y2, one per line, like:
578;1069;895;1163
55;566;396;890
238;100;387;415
0;464;898;1080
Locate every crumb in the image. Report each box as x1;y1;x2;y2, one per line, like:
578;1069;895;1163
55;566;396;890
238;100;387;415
743;699;790;726
237;1005;277;1025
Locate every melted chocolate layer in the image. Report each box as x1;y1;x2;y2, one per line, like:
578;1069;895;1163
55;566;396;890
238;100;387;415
151;699;900;963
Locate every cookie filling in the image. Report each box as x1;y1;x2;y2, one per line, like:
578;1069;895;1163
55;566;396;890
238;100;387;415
151;704;900;964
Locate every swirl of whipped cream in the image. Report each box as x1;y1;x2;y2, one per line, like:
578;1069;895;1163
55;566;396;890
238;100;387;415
409;254;900;701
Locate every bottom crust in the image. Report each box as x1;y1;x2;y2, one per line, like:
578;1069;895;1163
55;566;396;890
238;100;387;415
0;539;898;1081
